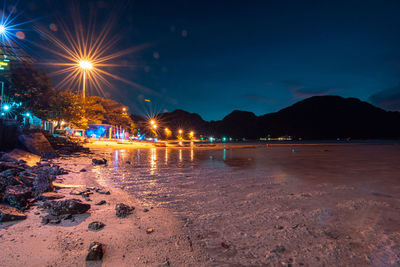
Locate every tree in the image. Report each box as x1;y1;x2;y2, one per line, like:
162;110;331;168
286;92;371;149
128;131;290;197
47;90;87;129
87;96;135;132
5;62;52;119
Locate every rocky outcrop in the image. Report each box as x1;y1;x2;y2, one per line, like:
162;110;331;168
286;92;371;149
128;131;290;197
1;149;40;167
18;132;56;157
2;185;32;210
0;204;27;222
33;171;54;195
42;199;91;216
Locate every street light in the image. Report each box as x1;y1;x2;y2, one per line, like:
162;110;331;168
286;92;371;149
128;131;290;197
0;25;6;35
79;60;93;103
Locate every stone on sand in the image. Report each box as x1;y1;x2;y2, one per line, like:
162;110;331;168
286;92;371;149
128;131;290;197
115;203;134;218
0;204;27;222
86;241;104;261
42;198;90;216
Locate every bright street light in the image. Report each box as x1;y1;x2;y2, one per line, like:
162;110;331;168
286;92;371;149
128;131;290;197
79;60;93;70
0;25;6;35
3;105;9;111
79;60;93;103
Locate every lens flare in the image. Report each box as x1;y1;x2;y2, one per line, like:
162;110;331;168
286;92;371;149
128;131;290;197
35;5;154;98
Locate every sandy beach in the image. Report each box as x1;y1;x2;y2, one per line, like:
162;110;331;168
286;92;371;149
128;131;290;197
1;142;400;266
0;151;207;267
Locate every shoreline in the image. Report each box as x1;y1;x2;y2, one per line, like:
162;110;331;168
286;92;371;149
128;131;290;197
0;151;208;266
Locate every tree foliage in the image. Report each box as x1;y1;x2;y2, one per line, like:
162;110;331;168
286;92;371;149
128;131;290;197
6;63;52;119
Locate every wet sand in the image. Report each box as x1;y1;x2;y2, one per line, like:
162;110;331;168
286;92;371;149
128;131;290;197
0;154;206;266
90;142;400;266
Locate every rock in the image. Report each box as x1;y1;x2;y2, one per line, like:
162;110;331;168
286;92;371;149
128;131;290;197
33;171;54;194
143;208;149;212
86;242;104;261
115;203;134;218
96;188;110;195
271;245;286;253
0;204;27;222
1;149;41;167
125;161;131;164
80;168;86;172
88;221;105;231
18;132;55;157
42;199;91;216
2;185;32;209
0;161;25;172
95;200;106;205
41;214;61;225
70;189;84;195
37;192;65;200
92;158;107;165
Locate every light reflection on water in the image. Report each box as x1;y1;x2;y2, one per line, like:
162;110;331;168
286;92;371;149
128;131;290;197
90;144;400;265
94;144;400;209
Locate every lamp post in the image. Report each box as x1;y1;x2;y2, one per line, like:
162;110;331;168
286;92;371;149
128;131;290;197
0;25;6;111
79;60;92;103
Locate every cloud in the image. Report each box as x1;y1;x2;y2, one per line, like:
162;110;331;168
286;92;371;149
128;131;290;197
244;94;272;103
281;80;341;99
369;85;400;111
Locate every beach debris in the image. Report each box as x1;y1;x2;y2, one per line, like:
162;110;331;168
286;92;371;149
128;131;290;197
0;204;27;222
88;221;105;231
271;245;286;253
125;161;131;164
2;185;32;210
86;241;104;261
146;227;154;234
187;236;193;251
92;158;107;165
161;258;171;266
115;203;134;218
37;192;65;200
221;242;230;249
143;208;149;212
42;198;91;216
33;171;54;194
95;200;106;205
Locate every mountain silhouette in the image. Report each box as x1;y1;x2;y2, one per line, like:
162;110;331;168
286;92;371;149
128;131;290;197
131;96;400;140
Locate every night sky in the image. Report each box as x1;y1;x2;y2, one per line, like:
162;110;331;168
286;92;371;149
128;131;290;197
6;0;400;120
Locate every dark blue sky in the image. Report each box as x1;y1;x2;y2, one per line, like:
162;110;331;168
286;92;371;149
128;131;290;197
10;0;400;120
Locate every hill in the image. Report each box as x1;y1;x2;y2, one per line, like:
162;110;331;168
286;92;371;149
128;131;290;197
131;96;400;140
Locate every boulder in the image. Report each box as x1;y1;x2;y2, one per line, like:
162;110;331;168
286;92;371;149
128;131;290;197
88;221;105;231
18;132;55;157
2;185;32;209
86;242;104;261
0;204;27;222
33;171;54;194
42;199;90;216
1;149;41;167
115;203;134;218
